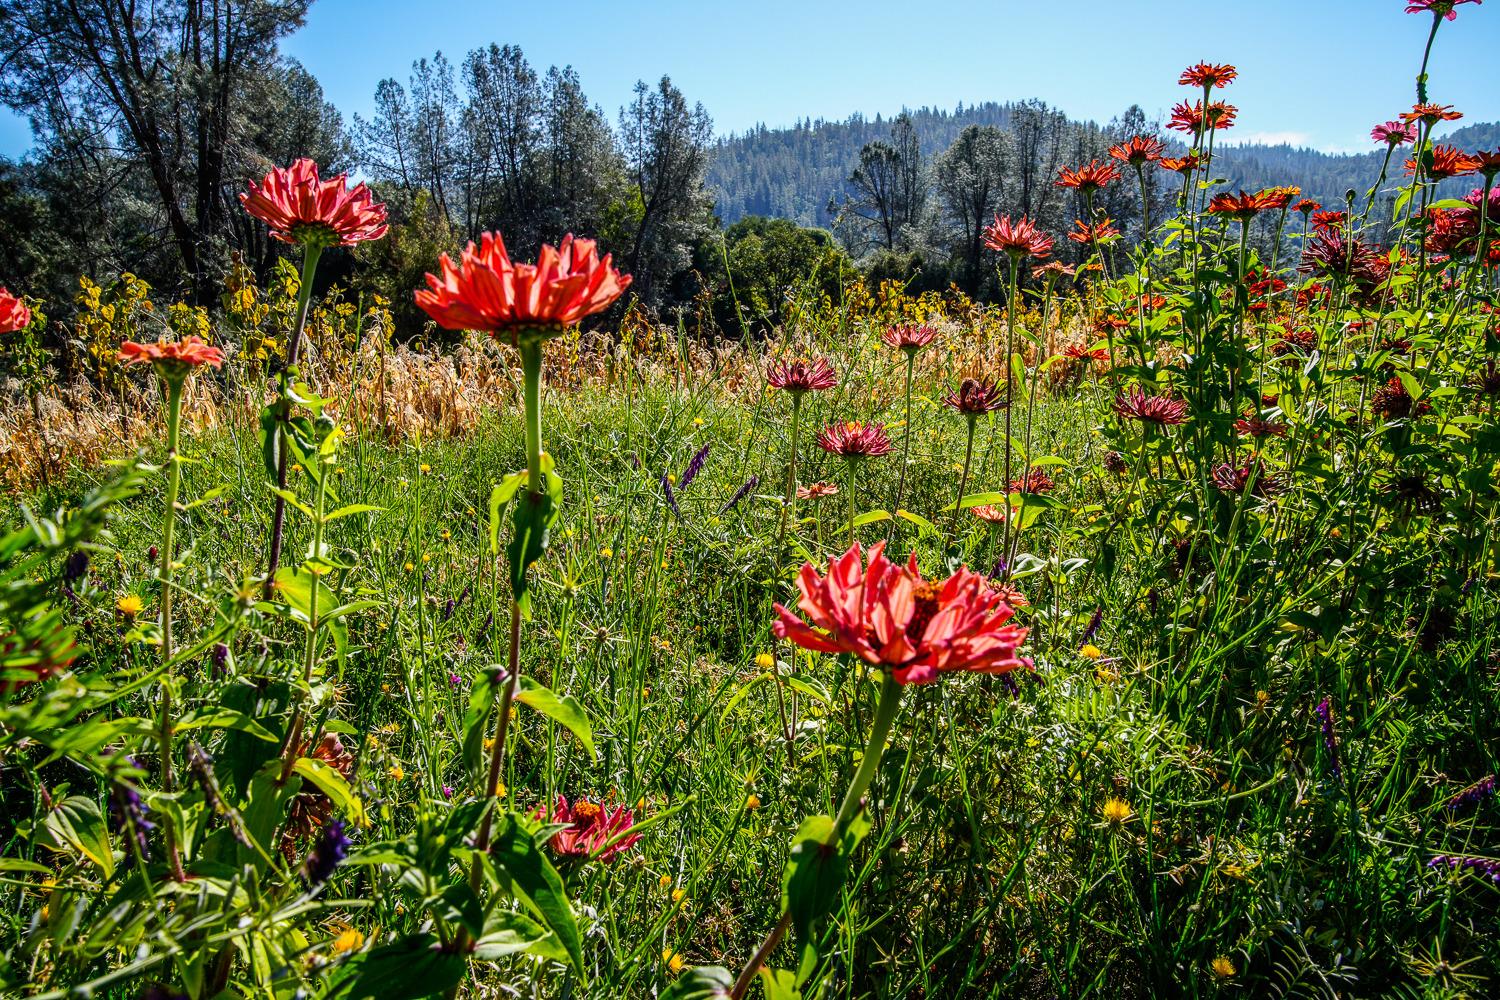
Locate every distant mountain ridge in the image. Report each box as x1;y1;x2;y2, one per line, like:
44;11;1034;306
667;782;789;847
707;101;1500;227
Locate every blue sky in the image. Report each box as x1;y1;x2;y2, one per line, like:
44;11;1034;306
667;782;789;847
3;0;1496;158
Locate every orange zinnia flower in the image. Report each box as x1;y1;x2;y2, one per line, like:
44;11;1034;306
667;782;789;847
241;158;388;248
416;231;631;341
773;541;1030;686
0;288;31;333
1159;153;1207;175
1056;160;1122;194
1168;100;1237;133
1207;191;1274;221
1179;62;1238;89
1067;218;1121;244
1109;136;1165;168
1405;145;1481;180
983;214;1053;260
1401;103;1463;125
119;336;225;381
1258;186;1301;210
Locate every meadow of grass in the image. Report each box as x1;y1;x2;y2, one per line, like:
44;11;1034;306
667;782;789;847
4;22;1500;1000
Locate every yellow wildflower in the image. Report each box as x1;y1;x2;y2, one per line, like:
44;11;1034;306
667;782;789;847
116;594;144;618
1101;798;1133;826
754;653;775;670
662;948;685;974
745;794;761;810
1079;644;1103;660
332;927;365;953
1210;956;1236;979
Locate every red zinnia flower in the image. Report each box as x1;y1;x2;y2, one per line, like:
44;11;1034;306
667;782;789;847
1032;261;1077;281
1207;190;1274;221
983;214;1054;260
1258;186;1301;211
1113;389;1189;426
1064;343;1109;362
1311;210;1348;231
817;421;895;458
1406;0;1482;20
1067;218;1121;245
1168;100;1237;134
241;158;388;248
0;288;31;333
882;323;938;352
1401;103;1463;125
767;356;837;394
534;795;641;862
1109;136;1166;168
1159;153;1207;174
1405;145;1481;180
1474;150;1500;179
942;377;1006;415
1179;62;1238;89
1371;120;1419;146
1234;412;1288;437
416;232;631;340
1293;199;1321;216
773;541;1031;686
119;336;225;381
1009;468;1055;495
1056;160;1122;195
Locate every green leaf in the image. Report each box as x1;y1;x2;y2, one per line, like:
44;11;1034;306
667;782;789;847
946;491;1009;512
0;858;50;873
894;509;937;537
489;471;527;555
717;672;771;725
780;809;873;945
515;676;595;757
175;708;277;742
760;968;802;1000
43;796;113;879
507;455;563;612
851;509;890;527
473;909;552;960
660;966;734;1000
324;504;385;522
319;933;464;1000
489;813;582;971
461;670;499;780
292;756;365;825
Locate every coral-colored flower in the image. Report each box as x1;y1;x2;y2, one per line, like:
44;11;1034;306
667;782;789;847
1009;468;1055;495
534;795;641;862
773;541;1031;685
1067;218;1121;245
971;503;1015;523
983;214;1054;260
797;481;840;500
1158;153;1207;175
1406;0;1481;19
1258;186;1301;210
1405;144;1481;180
1167;100;1237;134
1179;62;1238;89
1113;389;1189;426
1207;191;1274;221
1293;198;1322;216
1056;160;1122;195
817;421;894;458
942;377;1006;415
1371;120;1419;146
1234;413;1288;437
417;232;630;340
119;336;225;381
0;288;31;333
1032;261;1077;281
766;356;838;394
882;323;938;352
1401;103;1463;125
240;158;388;247
1109;136;1165;167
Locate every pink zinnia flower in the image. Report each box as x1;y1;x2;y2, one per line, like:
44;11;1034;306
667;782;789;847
881;323;938;353
1406;0;1481;20
240;158;388;247
534;795;641;862
773;541;1031;685
982;214;1053;260
766;357;838;394
1113;389;1190;426
1371;120;1418;146
817;421;895;458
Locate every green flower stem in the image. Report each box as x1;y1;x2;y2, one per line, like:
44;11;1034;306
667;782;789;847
264;243;325;598
846;457;858;549
730;673;903;1000
950;416;978;543
277;451;331;783
776;393;803;555
156;375;187;882
891;353;916;520
1001;255;1020;565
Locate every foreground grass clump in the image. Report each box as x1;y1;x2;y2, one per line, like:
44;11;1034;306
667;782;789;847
4;16;1500;999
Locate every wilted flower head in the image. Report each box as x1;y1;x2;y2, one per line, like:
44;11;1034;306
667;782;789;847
119;336;225;383
1113;389;1190;426
881;323;938;353
766;356;837;394
534;795;641;862
1056;160;1122;195
240;158;388;247
416;232;631;340
983;214;1054;259
1371;120;1419;146
0;288;31;333
773;541;1031;685
1108;136;1165;167
1299;229;1389;290
1178;62;1238;89
942;377;1006;415
817;421;895;458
